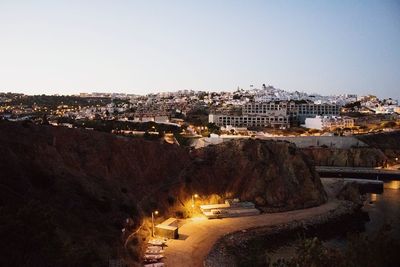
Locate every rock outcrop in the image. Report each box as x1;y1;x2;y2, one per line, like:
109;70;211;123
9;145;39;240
0;121;188;267
180;140;327;212
0;121;326;266
301;147;387;167
357;131;400;162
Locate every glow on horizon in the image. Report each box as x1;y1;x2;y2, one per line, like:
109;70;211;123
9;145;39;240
0;1;399;99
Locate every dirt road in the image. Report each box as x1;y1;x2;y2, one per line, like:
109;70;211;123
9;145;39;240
164;200;340;267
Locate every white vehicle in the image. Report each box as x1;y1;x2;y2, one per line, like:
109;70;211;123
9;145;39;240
148;238;166;246
144;254;164;262
145;248;165;254
144;263;165;267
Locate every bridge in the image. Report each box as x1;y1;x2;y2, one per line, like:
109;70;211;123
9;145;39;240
316;166;400;180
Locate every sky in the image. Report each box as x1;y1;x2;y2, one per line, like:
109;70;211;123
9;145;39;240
0;0;399;99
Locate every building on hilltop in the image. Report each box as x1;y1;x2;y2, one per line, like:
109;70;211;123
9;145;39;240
209;100;341;128
293;100;340;123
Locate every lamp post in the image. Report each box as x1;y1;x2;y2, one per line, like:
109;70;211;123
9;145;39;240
191;194;199;215
151;210;158;237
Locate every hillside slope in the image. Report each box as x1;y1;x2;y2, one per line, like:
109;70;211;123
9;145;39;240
357;131;400;161
301;147;387;167
0;121;326;266
182;140;326;211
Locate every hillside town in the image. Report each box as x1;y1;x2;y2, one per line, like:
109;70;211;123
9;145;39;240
1;85;399;141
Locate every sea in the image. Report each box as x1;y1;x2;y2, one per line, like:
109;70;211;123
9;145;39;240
268;180;400;262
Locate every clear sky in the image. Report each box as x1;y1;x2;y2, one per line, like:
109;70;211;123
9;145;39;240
0;0;399;99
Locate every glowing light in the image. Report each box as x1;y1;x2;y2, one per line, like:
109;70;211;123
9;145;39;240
151;210;159;237
191;215;207;222
386;181;400;190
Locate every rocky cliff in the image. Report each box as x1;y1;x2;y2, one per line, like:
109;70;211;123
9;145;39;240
0;121;188;267
357;131;400;162
0;121;326;267
300;131;400;168
301;147;387;167
180;140;326;212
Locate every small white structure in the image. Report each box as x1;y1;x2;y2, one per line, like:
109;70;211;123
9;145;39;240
155;217;179;239
304;116;354;130
200;199;259;219
154;115;169;123
304;116;324;130
193;134;224;149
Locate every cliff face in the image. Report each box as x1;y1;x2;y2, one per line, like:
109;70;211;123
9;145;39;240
300;131;400;168
181;140;327;211
0;121;189;267
301;147;387;167
0;121;326;267
357;131;400;161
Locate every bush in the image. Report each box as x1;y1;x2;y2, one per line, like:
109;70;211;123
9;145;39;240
271;227;400;267
167;196;176;206
174;133;193;147
382;121;397;128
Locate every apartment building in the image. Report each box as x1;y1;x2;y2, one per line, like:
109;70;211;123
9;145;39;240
209;113;290;128
294;102;340;121
209;100;341;128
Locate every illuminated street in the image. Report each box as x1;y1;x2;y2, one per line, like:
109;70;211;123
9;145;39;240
164;200;340;267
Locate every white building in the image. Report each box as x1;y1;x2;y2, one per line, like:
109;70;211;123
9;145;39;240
209;114;290;128
209;100;340;128
304;116;354;130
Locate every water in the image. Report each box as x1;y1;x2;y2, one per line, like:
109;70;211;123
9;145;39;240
364;181;400;239
269;181;400;262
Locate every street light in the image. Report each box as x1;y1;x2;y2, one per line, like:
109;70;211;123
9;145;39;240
191;194;199;215
151;210;159;237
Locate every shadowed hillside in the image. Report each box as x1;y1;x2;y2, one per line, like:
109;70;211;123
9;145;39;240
180;140;327;212
0;121;326;266
357;131;400;161
0;121;188;267
301;147;387;167
300;132;400;168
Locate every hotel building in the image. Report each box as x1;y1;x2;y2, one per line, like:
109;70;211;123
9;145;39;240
209;101;341;128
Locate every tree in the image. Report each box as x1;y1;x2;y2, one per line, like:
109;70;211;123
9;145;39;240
382;121;396;128
207;123;221;135
41;114;49;125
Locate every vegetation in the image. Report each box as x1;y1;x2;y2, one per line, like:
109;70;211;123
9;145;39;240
57;118;182;134
269;227;400;267
185;106;209;126
6;95;111;110
382;121;397;128
173;132;193;146
343;101;361;109
0;199;110;267
207;122;221;135
262;126;307;136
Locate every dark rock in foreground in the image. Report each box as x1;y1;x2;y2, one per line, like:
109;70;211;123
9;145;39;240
0;121;326;266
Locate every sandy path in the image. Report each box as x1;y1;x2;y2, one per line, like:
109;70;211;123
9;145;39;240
163;199;340;267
